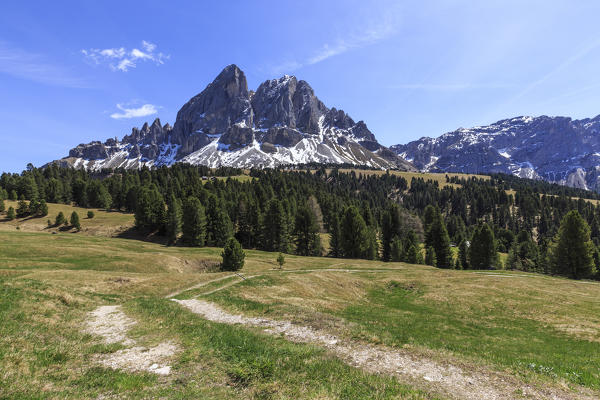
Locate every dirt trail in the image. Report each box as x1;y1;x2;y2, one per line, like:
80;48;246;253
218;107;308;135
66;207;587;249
165;274;238;298
85;305;177;375
173;299;596;400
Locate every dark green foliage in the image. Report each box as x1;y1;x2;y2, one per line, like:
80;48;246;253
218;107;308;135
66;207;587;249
425;246;437;267
262;199;290;253
329;213;342;258
9;190;17;201
16;199;29;217
390;237;403;262
458;239;469;269
6;206;15;220
424;207;452;268
221;237;245;271
206;195;233;247
469;224;498;270
339;206;372;259
0;198;4;213
55;211;65;226
87;211;95;219
551;210;595;279
277;253;285;268
293;205;322;256
134;184;165;232
404;243;420;264
70;211;81;231
181;196;206;246
166;195;182;245
38;200;48;217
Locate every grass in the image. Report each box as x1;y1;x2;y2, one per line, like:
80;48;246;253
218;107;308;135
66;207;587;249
2;208;600;397
330;169;490;188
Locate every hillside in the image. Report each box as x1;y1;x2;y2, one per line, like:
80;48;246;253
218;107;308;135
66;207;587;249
391;115;600;191
2;229;600;399
49;65;413;171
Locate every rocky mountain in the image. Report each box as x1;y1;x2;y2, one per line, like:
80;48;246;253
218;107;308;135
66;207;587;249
53;65;413;171
391;115;600;190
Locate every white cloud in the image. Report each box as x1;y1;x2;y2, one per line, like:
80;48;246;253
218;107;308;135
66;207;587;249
110;103;158;119
0;41;90;88
272;9;400;74
82;41;169;72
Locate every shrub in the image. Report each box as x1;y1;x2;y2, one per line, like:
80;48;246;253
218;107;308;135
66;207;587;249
277;253;285;269
221;237;245;271
87;211;95;219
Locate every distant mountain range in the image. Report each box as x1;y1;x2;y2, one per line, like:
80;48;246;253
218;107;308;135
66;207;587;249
391;115;600;191
51;65;413;171
49;64;600;191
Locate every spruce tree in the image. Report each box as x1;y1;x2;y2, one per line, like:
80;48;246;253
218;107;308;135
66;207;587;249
181;196;206;246
55;211;65;226
293;205;322;256
262;199;290;253
0;198;5;213
469;224;498;270
340;206;370;259
329;212;342;258
425;246;437;267
551;210;595;279
16;199;29;217
390;237;404;262
6;206;15;220
206;196;233;247
425;208;452;268
404;243;419;264
458;239;470;269
38;200;48;217
221;237;245;271
70;211;81;231
135;184;166;232
166;195;182;245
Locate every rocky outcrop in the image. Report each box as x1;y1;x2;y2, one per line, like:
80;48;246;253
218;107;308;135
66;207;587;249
392;115;600;190
52;64;413;171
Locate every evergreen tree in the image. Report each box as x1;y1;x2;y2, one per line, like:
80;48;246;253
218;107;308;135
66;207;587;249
87;211;95;219
55;211;65;226
9;190;17;201
70;211;81;231
134;184;165;232
221;237;245;271
390;237;404;262
458;239;470;269
277;253;285;269
166;195;182;245
0;198;4;213
329;212;342;258
16;199;29;217
425;246;437;267
293;205;322;256
38;200;48;217
425;208;452;268
340;206;370;259
181;196;206;246
262;199;290;253
551;210;595;279
6;206;15;220
404;243;419;264
206;196;233;247
469;224;498;270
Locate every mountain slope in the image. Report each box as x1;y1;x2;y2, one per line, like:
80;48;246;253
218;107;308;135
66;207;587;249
391;115;600;190
52;65;413;171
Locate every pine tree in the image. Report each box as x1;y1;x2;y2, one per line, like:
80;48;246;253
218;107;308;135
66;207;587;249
329;212;342;258
55;211;65;226
70;211;81;231
458;239;470;269
262;199;290;253
134;184;165;232
293;205;322;256
404;243;419;264
0;198;5;213
206;196;233;247
221;237;245;271
166;195;182;245
38;200;48;217
551;210;595;279
425;208;452;268
340;206;370;259
469;224;498;270
181;196;206;246
9;190;17;201
276;253;285;269
425;246;437;267
16;199;29;217
390;236;404;262
6;207;15;220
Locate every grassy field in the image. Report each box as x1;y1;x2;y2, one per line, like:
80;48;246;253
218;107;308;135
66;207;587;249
2;204;600;399
331;169;490;189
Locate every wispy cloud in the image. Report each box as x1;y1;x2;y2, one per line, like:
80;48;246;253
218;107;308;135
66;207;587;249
110;103;158;119
389;83;515;91
0;41;90;88
82;41;169;72
272;11;400;74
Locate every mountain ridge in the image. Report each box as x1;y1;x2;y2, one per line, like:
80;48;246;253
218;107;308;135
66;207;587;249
391;114;600;191
51;64;414;171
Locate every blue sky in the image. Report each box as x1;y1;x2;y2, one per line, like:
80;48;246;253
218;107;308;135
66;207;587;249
1;0;600;172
